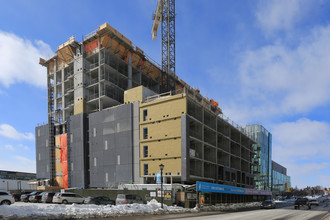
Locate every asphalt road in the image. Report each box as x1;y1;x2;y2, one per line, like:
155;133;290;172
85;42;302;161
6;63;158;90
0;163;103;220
170;202;330;220
111;202;330;220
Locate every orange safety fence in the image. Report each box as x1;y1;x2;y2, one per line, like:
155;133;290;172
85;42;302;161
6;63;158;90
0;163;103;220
60;134;68;189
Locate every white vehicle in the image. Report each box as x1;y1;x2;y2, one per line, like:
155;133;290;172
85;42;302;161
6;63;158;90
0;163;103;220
0;190;15;205
52;192;84;204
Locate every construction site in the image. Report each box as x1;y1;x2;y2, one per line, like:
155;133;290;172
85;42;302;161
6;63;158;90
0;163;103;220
35;0;273;206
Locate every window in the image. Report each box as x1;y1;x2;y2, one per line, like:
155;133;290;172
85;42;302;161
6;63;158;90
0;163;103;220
105;140;108;150
38;129;40;137
143;128;148;139
38;153;41;161
46;139;48;147
93;128;96;137
94;157;97;167
71;162;74;171
105;172;108;182
143;146;148;157
70;134;73;143
117;155;120;165
143;109;148;121
144;164;148;175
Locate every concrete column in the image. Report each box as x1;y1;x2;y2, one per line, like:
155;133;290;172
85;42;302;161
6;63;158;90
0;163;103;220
73;45;86;115
53;60;57;116
98;38;101;111
61;68;65;121
128;51;132;89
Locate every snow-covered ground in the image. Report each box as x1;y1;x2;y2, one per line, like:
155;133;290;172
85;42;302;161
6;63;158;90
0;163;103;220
0;200;196;219
0;200;262;219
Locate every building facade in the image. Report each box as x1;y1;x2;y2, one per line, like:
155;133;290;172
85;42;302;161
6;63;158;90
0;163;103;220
244;124;272;191
0;170;36;191
272;161;291;193
36;23;256;192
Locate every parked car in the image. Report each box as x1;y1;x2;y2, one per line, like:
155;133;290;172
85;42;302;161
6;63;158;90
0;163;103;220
115;194;145;205
21;191;42;203
84;196;115;205
13;193;22;202
52;192;84;204
0;190;15;205
261;200;276;209
309;199;319;206
41;192;56;203
294;197;311;209
29;192;43;203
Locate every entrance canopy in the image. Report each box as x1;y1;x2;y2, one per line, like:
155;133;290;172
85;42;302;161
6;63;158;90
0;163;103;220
196;181;272;196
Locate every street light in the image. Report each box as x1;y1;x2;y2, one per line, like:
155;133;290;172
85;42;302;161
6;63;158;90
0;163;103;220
159;163;165;209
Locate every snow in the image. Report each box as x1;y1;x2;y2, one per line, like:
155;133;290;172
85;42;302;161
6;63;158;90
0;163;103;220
0;199;196;219
0;200;262;219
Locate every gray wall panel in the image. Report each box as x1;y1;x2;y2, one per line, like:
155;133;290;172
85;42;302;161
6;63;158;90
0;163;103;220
67;113;88;188
35;125;50;180
89;104;134;188
181;115;190;182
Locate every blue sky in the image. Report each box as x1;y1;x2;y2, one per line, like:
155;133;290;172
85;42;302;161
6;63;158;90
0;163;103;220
0;0;329;189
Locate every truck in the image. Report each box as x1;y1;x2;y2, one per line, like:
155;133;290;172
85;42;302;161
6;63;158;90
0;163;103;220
294;197;311;209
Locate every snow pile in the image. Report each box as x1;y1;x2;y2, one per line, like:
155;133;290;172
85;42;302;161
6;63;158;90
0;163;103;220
0;200;197;219
200;202;261;211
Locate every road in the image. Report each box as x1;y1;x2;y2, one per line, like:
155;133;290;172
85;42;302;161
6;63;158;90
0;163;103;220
112;202;330;220
170;203;330;220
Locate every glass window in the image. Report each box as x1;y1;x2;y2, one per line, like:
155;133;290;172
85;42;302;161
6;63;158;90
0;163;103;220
143;128;148;139
143;146;148;157
144;164;148;175
143;109;148;121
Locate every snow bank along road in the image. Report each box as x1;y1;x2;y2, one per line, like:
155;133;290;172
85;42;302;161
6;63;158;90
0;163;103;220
0;201;263;219
0;199;197;219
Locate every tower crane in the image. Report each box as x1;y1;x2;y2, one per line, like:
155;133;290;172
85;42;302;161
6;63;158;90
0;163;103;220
152;0;175;92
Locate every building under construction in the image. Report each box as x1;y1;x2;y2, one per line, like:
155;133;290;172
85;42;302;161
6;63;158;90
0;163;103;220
36;23;256;191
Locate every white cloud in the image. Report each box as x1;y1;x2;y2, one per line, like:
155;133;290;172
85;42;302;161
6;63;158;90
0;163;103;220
270;118;330;188
0;155;36;173
255;0;314;34
4;144;14;151
0;124;34;141
236;25;330;121
272;118;330;162
0;31;52;88
284;162;329;188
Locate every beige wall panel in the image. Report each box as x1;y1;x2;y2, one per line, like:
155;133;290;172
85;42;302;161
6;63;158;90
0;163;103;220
55;149;61;159
140;158;181;176
140;138;181;159
74;100;86;115
140;119;181;140
55;135;60;147
55;176;63;188
140;95;186;122
124;86;143;103
55;162;63;173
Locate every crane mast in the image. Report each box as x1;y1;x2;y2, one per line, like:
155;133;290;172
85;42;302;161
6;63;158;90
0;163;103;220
152;0;175;92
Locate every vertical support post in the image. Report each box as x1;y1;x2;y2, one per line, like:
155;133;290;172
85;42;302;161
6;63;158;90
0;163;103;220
128;51;132;89
159;163;164;209
161;168;163;208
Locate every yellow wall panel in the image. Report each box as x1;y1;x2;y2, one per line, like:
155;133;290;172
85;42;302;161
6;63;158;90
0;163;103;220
55;135;60;147
55;162;63;173
124;86;143;103
140;95;186;122
140;138;181;158
55;176;63;188
140;158;181;176
140;119;181;141
74;99;86;115
55;149;61;159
